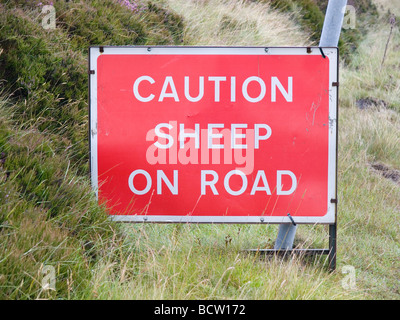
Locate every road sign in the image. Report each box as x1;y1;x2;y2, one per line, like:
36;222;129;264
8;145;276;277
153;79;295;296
89;46;338;224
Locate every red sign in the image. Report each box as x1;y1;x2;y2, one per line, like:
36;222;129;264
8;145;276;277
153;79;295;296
89;47;338;224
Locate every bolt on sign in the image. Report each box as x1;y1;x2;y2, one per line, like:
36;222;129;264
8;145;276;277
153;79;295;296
89;46;338;224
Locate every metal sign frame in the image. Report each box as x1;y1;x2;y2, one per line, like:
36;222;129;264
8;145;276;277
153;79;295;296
89;46;338;227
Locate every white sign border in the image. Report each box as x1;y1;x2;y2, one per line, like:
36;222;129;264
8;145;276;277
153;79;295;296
89;46;338;225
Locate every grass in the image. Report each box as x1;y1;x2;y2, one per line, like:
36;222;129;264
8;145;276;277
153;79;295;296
0;0;399;300
0;0;184;299
336;107;400;298
80;223;357;300
375;0;400;16
341;20;400;113
0;92;121;299
154;0;309;46
330;4;400;298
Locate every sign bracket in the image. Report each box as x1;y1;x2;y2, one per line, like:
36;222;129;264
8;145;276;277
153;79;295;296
246;222;337;271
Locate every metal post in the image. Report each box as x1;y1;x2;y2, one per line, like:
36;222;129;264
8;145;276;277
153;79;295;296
274;0;347;251
321;0;347;272
274;223;297;250
319;0;348;47
328;224;337;271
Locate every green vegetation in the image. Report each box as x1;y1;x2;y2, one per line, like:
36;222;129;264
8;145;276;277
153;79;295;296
80;223;353;299
153;0;309;46
0;0;399;300
0;0;184;172
0;0;184;299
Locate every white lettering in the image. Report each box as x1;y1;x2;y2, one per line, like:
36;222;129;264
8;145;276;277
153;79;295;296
224;170;247;196
231;124;247;149
208;76;226;102
157;170;178;195
271;76;293;102
159;76;179;102
179;123;200;149
276;170;297;195
208;123;224;149
154;123;174;149
250;170;272;195
254;124;272;149
133;76;155;102
231;76;236;102
128;169;152;195
133;76;294;103
201;170;219;195
184;76;204;102
242;76;266;103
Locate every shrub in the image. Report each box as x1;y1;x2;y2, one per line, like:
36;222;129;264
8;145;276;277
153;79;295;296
0;0;185;299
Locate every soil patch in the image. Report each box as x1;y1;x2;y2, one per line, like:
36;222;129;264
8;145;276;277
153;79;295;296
370;162;400;184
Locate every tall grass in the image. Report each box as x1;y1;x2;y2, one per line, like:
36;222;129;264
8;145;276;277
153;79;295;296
341;21;400;113
154;0;310;46
80;223;356;300
374;0;400;16
0;89;129;298
333;1;400;298
0;0;184;299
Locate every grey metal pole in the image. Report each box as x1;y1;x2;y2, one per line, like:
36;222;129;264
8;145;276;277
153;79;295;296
274;222;297;250
319;0;348;47
274;0;347;251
